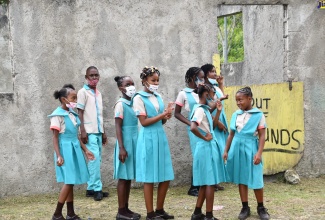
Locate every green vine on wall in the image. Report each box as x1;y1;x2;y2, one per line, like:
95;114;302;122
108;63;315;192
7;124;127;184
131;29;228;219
0;0;9;5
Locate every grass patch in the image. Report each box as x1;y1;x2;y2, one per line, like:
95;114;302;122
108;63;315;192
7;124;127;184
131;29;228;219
1;176;325;219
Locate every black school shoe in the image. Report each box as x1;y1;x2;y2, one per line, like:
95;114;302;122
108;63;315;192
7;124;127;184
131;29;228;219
188;187;199;197
131;212;141;219
52;215;65;220
191;213;206;220
257;207;270;220
146;216;164;220
116;213;140;220
155;210;174;219
238;207;250;220
214;184;225;191
204;217;219;220
86;190;109;198
66;215;82;220
94;191;104;201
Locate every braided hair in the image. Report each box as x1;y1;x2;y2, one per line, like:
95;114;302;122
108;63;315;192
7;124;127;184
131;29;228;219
53;84;75;102
236;86;253;97
185;67;201;84
196;84;211;98
200;63;215;77
114;76;127;87
140;66;160;79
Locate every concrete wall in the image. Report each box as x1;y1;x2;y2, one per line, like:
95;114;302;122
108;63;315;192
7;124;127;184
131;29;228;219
0;4;12;93
219;1;325;177
0;0;324;197
0;0;218;197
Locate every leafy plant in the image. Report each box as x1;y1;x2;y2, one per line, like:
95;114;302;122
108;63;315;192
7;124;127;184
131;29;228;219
217;13;244;63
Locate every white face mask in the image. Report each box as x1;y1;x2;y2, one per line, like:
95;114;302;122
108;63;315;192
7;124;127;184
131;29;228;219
146;82;159;93
208;78;217;85
124;86;136;97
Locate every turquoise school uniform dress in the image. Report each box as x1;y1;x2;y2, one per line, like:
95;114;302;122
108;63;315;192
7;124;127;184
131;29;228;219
133;91;174;183
175;87;200;155
226;108;265;189
48;107;89;184
210;84;229;152
113;98;138;180
190;104;227;186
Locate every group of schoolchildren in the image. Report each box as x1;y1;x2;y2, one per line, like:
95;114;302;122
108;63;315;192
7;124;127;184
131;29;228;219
49;64;270;220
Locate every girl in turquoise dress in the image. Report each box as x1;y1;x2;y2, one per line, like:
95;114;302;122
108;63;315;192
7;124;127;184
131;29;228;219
201;63;229;191
190;84;227;220
113;76;141;220
223;87;270;220
174;67;204;197
133;66;174;220
49;84;94;220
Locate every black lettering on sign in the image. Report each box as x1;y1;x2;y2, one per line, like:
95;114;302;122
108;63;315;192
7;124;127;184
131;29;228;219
280;129;290;146
265;128;302;150
270;128;279;144
251;98;271;110
291;129;302;150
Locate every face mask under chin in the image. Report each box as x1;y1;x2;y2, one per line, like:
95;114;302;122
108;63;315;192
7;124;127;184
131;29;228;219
208;78;218;86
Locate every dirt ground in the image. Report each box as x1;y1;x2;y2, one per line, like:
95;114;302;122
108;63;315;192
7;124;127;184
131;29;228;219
1;176;324;220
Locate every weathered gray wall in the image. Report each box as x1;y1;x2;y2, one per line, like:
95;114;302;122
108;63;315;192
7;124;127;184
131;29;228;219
0;0;324;197
219;1;325;177
0;0;217;197
0;5;11;93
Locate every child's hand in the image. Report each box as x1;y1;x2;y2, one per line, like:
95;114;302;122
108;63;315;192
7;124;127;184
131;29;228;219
81;131;88;144
216;100;223;111
119;148;128;163
219;94;229;101
205;132;213;141
217;121;227;133
166;102;175;114
164;112;173;120
253;153;262;165
222;152;228;161
85;150;95;161
57;156;64;166
163;110;173;120
216;75;224;85
223;152;228;163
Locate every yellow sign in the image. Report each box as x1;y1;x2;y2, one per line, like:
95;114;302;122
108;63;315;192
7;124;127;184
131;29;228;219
212;54;221;75
224;82;304;175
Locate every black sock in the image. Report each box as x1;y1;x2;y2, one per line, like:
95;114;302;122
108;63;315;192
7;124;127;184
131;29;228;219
66;201;75;217
125;203;134;214
190;176;195;189
194;207;202;215
53;202;64;217
242;201;249;208
258;202;264;208
147;211;156;218
119;207;131;216
155;208;164;214
206;211;213;218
